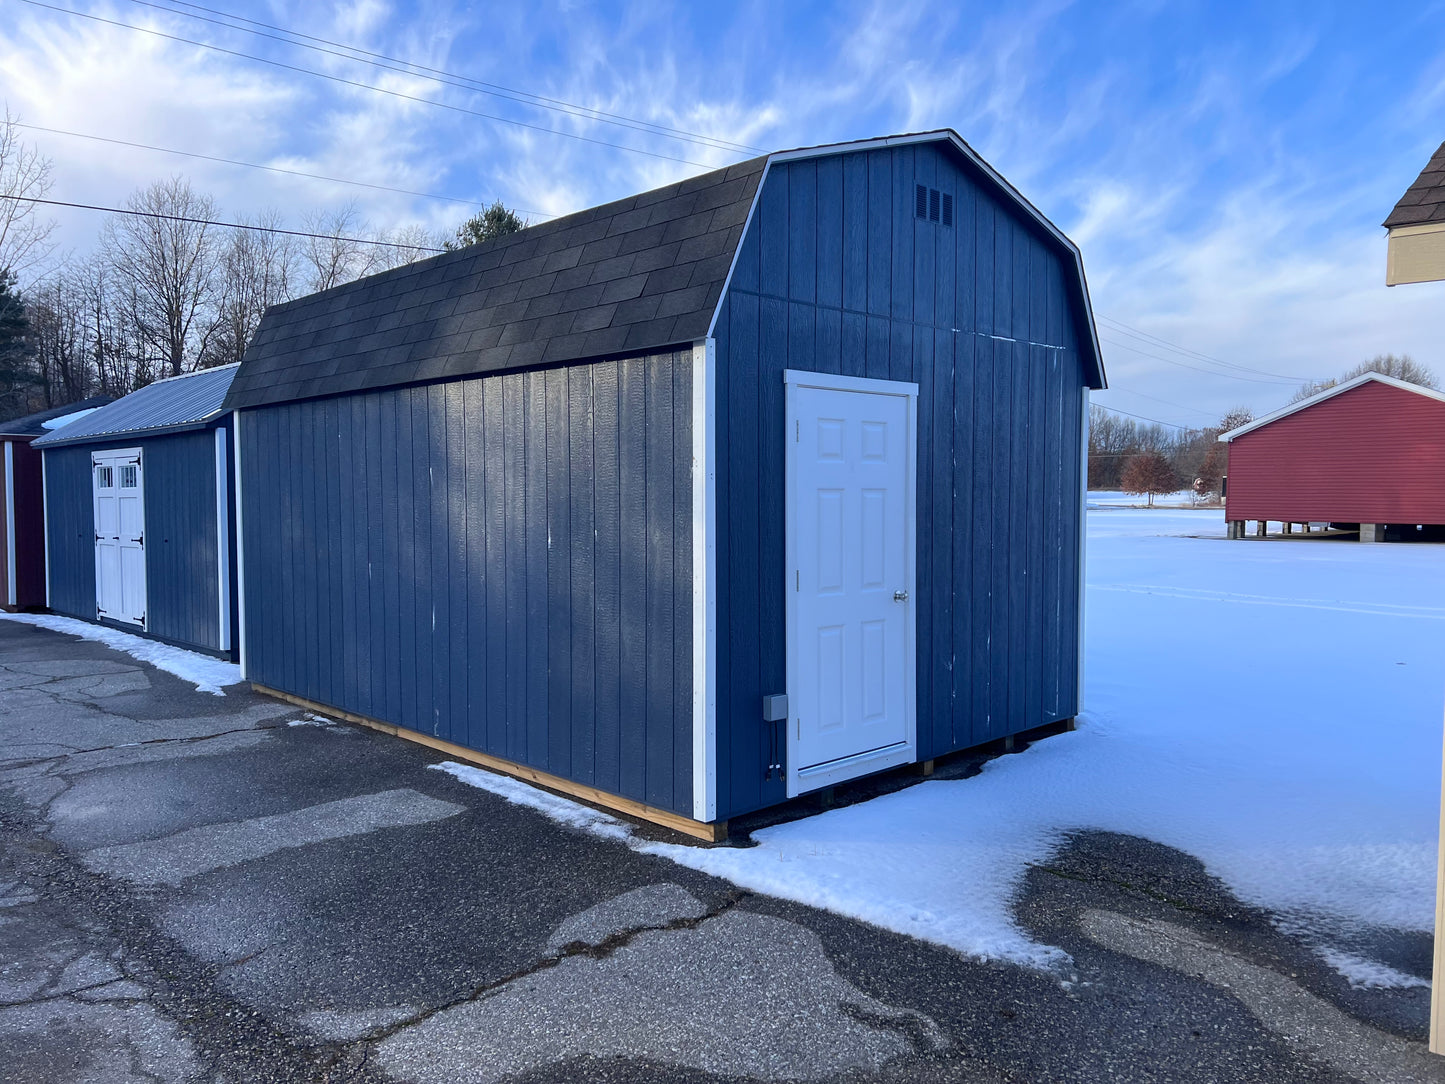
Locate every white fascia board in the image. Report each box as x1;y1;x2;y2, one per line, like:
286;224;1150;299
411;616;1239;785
1219;371;1445;442
690;338;718;822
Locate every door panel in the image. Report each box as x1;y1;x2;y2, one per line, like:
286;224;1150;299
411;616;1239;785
787;375;916;792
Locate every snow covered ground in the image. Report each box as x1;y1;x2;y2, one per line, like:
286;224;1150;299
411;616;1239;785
444;506;1445;980
0;613;241;695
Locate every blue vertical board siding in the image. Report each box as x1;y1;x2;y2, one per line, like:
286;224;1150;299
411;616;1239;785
592;361;622;796
239;350;694;816
44;429;226;655
712;142;1091;815
43;446;97;621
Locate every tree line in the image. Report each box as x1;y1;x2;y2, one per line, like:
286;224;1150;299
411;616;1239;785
0;115;524;418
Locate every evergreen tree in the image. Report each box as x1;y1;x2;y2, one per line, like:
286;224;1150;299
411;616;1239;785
444;201;526;250
0;272;39;416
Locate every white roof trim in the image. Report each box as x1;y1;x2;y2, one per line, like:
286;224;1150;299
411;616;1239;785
1219;371;1445;441
705;130;1106;390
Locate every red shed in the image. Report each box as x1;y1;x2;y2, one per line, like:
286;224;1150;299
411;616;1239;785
1220;372;1445;541
0;398;113;611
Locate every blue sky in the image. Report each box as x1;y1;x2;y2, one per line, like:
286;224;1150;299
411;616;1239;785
3;0;1444;425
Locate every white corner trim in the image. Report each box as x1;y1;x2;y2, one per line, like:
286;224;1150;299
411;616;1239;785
1078;387;1089;711
1220;371;1445;441
691;338;718;823
214;426;231;654
232;415;247;678
40;450;50;608
4;441;15;608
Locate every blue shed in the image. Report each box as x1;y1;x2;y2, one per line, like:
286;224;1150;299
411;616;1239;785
226;130;1106;838
35;364;239;658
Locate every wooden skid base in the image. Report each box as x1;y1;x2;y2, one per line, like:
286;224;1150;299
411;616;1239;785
251;684;728;843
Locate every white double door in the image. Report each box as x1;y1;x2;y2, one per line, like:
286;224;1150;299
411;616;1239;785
785;371;917;796
93;448;146;627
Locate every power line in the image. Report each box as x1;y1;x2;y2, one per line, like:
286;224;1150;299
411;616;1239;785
14;122;555;220
21;1;723;170
126;0;764;157
4;195;445;251
1096;314;1317;383
1099;333;1302;386
1091;403;1193;431
1108;387;1219;420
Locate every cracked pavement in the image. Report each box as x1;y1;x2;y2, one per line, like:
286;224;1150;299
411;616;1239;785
0;618;1441;1082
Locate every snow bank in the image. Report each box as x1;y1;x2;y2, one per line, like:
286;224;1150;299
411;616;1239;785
437;506;1445;974
0;612;240;695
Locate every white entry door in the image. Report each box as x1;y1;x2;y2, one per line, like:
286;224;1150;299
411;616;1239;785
93;449;146;627
785;370;917;796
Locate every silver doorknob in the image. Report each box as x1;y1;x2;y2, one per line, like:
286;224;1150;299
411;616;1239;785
893;589;909;602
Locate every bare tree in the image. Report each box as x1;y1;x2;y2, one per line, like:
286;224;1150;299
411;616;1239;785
209;213;297;366
371;222;441;274
1289;354;1437;402
300;202;385;293
25;274;92;405
0;110;58;279
101;178;223;379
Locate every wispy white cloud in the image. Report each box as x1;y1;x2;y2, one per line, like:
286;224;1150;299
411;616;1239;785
2;0;1442;422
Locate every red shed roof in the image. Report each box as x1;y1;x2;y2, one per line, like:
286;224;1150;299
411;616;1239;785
1218;371;1445;442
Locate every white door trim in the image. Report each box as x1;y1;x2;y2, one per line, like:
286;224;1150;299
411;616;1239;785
783;368;919;799
92;446;145;627
691;338;718;823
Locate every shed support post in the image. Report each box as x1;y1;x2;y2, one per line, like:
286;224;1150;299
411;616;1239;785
1256;520;1267;538
1361;523;1381;543
1283;522;1292;535
1303;522;1311;534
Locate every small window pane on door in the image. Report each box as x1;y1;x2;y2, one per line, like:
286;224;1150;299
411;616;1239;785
120;464;138;488
97;466;113;488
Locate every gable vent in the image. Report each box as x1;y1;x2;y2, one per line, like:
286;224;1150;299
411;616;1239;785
914;185;954;227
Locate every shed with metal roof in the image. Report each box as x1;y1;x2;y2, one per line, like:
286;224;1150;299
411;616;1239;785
34;365;239;657
227;130;1106;837
1;397;115;612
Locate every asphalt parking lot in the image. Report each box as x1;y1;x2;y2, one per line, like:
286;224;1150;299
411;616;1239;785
0;618;1439;1083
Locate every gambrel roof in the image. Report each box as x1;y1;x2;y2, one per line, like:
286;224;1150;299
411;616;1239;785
227;130;1104;411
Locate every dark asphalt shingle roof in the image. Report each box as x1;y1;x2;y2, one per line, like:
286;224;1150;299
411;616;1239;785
34;365;237;447
0;397;115;439
1384;141;1445;228
226;156;768;410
